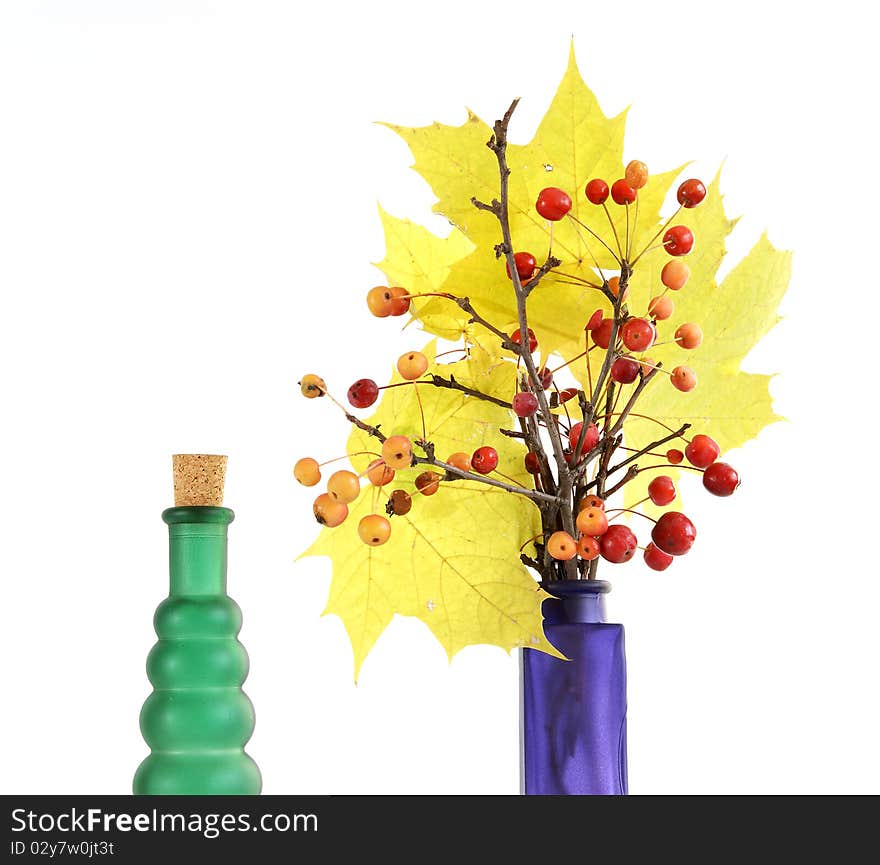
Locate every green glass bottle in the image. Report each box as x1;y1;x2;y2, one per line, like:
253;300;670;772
133;455;261;794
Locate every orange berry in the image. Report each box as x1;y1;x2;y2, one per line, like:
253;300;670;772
381;435;413;469
648;295;674;320
661;260;690;291
446;452;471;473
294;457;321;487
579;494;605;511
577;535;601;560
397;351;429;381
608;276;629;300
576;507;609;536
675;322;703;349
547;531;577;561
366;459;394;487
624;160;648;190
639;356;657;376
299;373;326;399
313;493;348;527
358;514;391;546
415;471;441;496
388;286;411;316
671;365;698;392
327;470;360;504
366;286;394;317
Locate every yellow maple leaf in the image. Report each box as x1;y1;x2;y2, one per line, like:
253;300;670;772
302;345;558;678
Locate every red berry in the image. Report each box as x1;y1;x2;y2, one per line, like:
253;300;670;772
667;448;684;465
685;434;720;469
702;462;740;497
506;252;537;281
585;178;609;205
510;327;538;354
577;535;601;561
592;317;614;349
537;367;553;389
663;225;695;256
621;317;655;352
524;451;541;474
347;378;379;409
536;187;572;221
585;309;604;332
600;524;638;563
388;286;411;316
651;512;696;556
648;475;676;506
513;391;539;417
568;421;599;454
644;542;673;571
611;179;637;205
559;387;579;403
677;178;707;208
611;356;640;384
471;446;499;474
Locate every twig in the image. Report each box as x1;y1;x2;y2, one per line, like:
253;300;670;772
426;373;512;408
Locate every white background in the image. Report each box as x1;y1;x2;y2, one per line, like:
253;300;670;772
1;0;877;794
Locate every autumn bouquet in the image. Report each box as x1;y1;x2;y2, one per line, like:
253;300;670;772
294;51;788;792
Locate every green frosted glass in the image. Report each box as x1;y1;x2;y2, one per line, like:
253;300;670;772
133;506;261;795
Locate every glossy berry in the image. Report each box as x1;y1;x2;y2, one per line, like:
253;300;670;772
703;462;740;497
585;178;610;205
506;252;537;281
611;179;637;205
651;512;696;556
611;356;640;384
671;365;698;392
648;295;674;320
607;275;629;301
415;470;441;496
471;446;499;474
677;178;707;208
446;452;471;473
685;434;720;469
327;470;361;504
537;367;553;389
600;524;638;563
667;448;684;465
366;286;394;317
547;531;577;561
663;225;695;256
675;322;703;350
648;475;676;506
585;310;603;333
644;542;674;571
299;373;326;399
579;494;605;511
621;317;655;352
568;421;599;454
661;260;691;291
348;378;379;409
358;514;391;546
536;187;572;221
524;451;541;474
294;457;321;487
388;286;411;316
397;351;428;381
313;493;348;528
576;507;609;537
513;391;539;418
382;435;413;469
625;160;648;190
387;489;412;516
559;387;579;403
577;535;601;560
510;326;538;354
592;317;614;349
366;459;395;487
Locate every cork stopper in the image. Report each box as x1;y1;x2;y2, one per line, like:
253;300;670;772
172;454;227;506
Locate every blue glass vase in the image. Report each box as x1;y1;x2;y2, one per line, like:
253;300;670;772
520;580;628;795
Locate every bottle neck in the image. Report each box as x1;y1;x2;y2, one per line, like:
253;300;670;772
541;580;610;625
162;507;235;597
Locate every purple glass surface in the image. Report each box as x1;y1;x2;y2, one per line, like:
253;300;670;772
520;581;628;795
